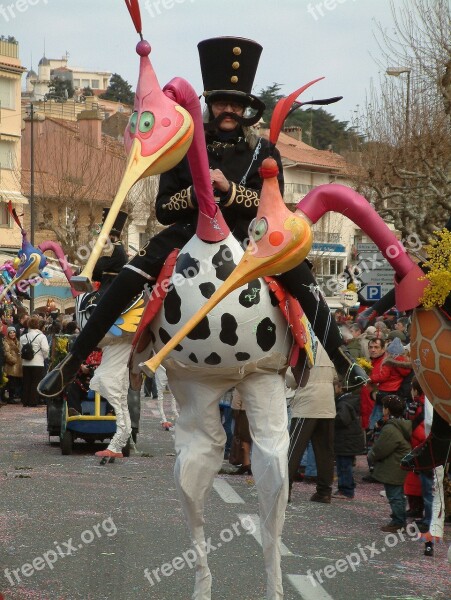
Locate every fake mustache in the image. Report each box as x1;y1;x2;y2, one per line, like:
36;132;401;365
206;110;261;130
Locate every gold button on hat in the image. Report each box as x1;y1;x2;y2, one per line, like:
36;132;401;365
197;37;266;123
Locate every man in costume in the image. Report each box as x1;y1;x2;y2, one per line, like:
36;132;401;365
38;36;367;399
91;209;129;295
90;210;134;458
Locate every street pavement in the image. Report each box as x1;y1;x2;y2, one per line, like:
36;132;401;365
1;397;450;600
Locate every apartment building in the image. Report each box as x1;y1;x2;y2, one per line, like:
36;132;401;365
0;36;27;254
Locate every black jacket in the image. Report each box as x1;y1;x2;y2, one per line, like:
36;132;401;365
334;392;366;456
156;127;284;243
92;241;128;290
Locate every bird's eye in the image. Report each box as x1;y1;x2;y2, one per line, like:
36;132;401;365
248;218;256;238
139;111;155;133
252;218;268;242
129;111;138;134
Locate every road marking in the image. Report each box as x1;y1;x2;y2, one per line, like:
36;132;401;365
213;478;245;504
238;513;292;556
287;574;334;599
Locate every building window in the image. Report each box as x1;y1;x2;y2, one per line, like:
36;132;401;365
0;140;15;170
0;77;15;110
91;79;100;89
329;259;343;275
73;79;80;88
82;79;90;89
0;202;11;227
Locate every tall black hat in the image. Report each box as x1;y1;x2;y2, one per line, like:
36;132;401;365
198;36;265;116
101;208;128;236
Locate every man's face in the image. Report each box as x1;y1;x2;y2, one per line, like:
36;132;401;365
210;100;245;131
395;321;405;331
368;340;384;358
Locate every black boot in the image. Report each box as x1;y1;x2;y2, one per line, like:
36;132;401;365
38;353;82;398
39;267;153;398
401;410;451;471
331;346;369;390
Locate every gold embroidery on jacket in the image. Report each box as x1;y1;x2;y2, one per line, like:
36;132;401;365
234;185;259;208
161;187;193;212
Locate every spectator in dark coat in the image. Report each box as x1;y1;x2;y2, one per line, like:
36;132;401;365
368;395;412;532
333;379;366;499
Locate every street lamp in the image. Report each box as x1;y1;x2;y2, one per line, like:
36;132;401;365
25;96;64;313
24;102;36;313
386;67;411;135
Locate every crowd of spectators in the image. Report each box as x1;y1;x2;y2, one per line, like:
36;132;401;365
0;308;80;408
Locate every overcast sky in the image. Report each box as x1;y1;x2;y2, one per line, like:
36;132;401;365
5;0;400;124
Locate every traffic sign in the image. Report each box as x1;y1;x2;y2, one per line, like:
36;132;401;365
366;286;381;300
357;243;379;253
359;269;395;284
360;284;393;301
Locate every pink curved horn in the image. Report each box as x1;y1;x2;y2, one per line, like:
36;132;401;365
163;78;230;242
296;184;428;310
38;241;79;297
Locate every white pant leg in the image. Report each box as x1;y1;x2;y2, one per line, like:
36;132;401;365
429;466;445;540
237;371;288;600
166;366;231;600
90;342;132;453
156;365;178;422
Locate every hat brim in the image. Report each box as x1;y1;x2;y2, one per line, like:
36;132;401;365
205;90;265;113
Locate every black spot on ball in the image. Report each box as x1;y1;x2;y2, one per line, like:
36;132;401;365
235;352;250;361
199;282;216;299
159;327;183;352
220;314;238;346
238;280;262;308
205;352;221;365
164;287;182;325
212;244;237;281
187;316;211;340
256;317;277;352
189;353;198;363
175;252;200;278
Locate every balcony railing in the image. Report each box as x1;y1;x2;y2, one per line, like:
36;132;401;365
312;231;341;243
0;38;19;59
284;183;314;197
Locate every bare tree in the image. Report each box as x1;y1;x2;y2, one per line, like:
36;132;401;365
374;0;451;119
348;0;451;243
26;118;126;263
126;175;161;245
